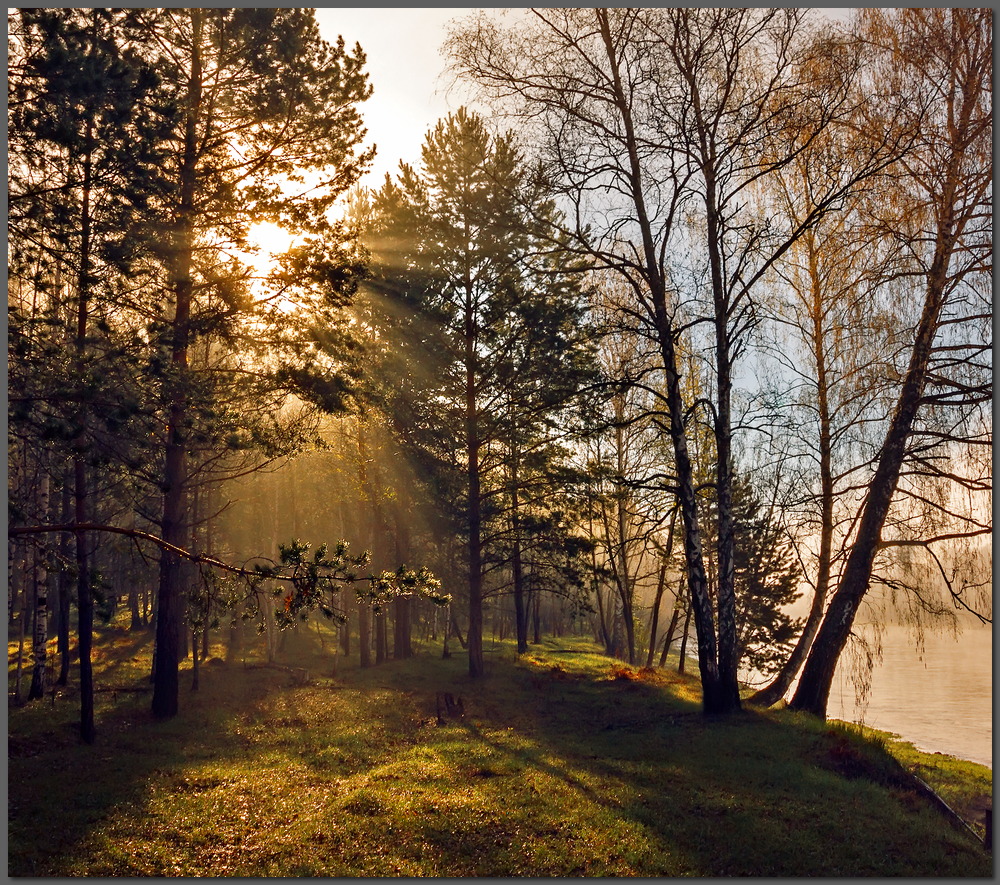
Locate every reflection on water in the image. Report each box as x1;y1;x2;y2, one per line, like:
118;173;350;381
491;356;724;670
827;623;992;768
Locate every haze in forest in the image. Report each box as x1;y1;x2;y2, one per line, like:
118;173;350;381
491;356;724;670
7;8;992;876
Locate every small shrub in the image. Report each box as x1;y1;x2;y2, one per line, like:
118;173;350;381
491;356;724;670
820;724;910;789
608;664;639;681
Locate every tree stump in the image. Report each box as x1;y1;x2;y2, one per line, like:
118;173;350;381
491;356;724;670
435;692;465;724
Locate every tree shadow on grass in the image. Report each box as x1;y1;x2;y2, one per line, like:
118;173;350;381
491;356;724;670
8;628;309;875
8;629;992;876
435;664;991;876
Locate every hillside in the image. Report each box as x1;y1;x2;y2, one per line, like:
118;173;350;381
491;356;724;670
8;626;992;876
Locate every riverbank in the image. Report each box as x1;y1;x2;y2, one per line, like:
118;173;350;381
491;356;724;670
854;722;993;847
8;628;991;876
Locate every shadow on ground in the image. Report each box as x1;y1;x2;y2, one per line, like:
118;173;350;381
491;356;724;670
8;629;992;876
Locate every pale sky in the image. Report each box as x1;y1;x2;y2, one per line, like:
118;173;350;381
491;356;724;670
314;8;853;189
314;8;483;187
249;9;480;257
252;8;854;257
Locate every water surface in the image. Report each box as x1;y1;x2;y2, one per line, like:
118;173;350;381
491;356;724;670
827;622;992;768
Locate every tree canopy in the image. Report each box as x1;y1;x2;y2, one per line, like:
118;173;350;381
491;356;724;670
7;8;990;739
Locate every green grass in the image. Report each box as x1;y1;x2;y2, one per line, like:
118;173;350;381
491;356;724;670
8;624;993;876
830;719;993;841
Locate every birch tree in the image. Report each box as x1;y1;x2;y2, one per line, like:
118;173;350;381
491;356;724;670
448;7;893;712
791;8;992;717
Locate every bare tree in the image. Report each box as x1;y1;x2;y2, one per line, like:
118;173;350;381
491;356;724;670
791;8;992;717
450;6;725;710
448;7;896;713
749;126;905;706
580;278;676;664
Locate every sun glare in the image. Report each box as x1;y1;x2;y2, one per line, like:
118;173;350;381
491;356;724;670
246;220;298;268
241;221;303;312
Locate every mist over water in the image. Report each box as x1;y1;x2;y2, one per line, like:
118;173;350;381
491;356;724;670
827;622;992;768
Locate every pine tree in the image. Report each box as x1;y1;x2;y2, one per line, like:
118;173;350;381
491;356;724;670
729;479;803;680
10;9;376;726
137;8;373;718
365;108;595;675
9;7;173;740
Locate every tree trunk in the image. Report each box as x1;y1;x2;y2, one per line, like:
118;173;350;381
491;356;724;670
56;499;72;686
659;604;682;668
791;265;954;716
340;589;351;656
587;507;613;654
13;577;28;705
658;326;722;708
356;423;376;668
358;602;372;668
465;317;485;677
594;581;613;655
201;498;215;660
153;461;187;717
179;598;190;662
7;538;15;628
645;560;669;668
752;252;834;707
614;418;636;665
648;512;678;667
74;61;97;738
450;611;467;649
392;597;411;659
28;470;50;701
227;607;243;664
392;503;413;659
595;9;727;713
375;609;387;664
190;638;200;691
48;493;68;652
442;608;452;658
128;584;143;631
510;448;529;655
702;159;742;715
152;8;202;720
677;603;693;675
263;600;277;663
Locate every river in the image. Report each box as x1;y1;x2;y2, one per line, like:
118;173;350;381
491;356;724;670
826;622;992;768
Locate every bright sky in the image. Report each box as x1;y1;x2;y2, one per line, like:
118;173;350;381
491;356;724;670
251;8;854;261
314;8;482;187
314;8;852;187
249;9;484;262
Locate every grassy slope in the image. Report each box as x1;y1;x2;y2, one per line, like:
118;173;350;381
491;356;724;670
8;624;993;877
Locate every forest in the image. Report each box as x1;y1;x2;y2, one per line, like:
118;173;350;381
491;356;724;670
7;5;991;761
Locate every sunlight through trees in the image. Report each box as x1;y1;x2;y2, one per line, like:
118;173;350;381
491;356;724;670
8;8;990;744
